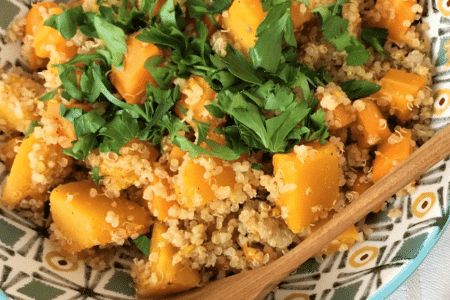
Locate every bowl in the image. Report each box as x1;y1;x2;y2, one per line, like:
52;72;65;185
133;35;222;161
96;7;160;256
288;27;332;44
0;0;449;299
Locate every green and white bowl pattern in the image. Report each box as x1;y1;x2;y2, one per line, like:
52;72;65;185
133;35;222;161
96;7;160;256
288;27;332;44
1;0;450;299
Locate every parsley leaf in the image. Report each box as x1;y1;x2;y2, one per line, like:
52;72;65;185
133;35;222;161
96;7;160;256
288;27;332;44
25;121;42;139
340;79;381;100
63;132;98;160
186;0;231;19
250;1;295;73
99;111;141;153
93;15;127;68
39;87;61;102
361;27;388;57
312;0;370;66
133;235;151;258
193;119;211;145
212;46;262;85
92;165;104;185
44;6;84;40
304;109;329;144
173;135;241;160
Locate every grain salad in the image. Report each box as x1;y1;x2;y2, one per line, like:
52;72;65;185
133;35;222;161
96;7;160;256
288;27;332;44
0;0;435;297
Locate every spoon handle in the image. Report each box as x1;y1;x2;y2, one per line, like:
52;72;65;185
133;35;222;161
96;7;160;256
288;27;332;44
156;123;450;300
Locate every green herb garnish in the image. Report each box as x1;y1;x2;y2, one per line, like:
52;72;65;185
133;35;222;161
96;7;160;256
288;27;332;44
133;234;151;258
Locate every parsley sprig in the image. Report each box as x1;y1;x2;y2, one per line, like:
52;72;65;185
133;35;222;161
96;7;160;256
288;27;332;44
39;0;385;162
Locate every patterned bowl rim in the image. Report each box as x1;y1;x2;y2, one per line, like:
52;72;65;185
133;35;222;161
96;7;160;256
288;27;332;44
373;208;450;299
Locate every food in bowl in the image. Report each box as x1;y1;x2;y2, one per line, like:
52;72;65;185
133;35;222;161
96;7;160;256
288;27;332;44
0;0;435;297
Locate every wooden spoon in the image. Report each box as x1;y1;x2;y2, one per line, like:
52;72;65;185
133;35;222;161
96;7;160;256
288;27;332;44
154;123;450;300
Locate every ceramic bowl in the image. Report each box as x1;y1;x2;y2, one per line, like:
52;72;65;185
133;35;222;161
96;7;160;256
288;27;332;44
0;0;449;299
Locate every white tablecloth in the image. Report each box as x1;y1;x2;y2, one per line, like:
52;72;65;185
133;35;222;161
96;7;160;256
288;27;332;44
386;225;450;300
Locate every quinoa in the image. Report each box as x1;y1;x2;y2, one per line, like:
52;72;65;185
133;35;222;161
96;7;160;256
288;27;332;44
0;0;436;297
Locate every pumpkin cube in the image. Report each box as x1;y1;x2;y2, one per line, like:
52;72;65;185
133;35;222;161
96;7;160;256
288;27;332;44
374;69;427;123
110;33;163;104
2;132;73;207
0;72;45;134
0;136;23;171
50;180;153;253
272;141;339;234
351;98;391;148
365;0;417;44
134;221;201;297
175;156;238;208
310;212;360;256
174;74;223;130
86;138;159;196
220;0;267;55
372;128;414;182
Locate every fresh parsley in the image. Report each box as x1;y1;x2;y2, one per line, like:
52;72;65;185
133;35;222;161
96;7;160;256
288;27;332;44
92;165;104;185
133;234;151;258
312;0;370;66
340;79;381;100
25;121;43;139
361;27;388;57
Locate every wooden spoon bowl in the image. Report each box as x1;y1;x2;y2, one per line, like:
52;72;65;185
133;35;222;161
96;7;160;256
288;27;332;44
151;124;450;300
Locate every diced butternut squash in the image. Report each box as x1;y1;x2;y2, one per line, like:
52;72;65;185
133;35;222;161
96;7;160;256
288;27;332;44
372;128;414;182
50;180;153;253
134;221;201;297
167;145;187;175
326;104;356;130
373;69;427;122
22;35;49;71
110;33;163;104
0;72;45;134
86;138;160;196
290;1;313;30
1;133;73;207
175;74;223;129
273;141;339;234
310;212;360;256
220;0;267;55
351;98;391;148
175;156;237;208
26;2;59;36
144;174;177;221
33;7;78;61
365;0;417;44
350;171;373;197
0;136;23;171
349;171;381;212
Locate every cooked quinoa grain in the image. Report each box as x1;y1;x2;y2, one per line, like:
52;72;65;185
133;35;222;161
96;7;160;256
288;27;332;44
0;0;435;297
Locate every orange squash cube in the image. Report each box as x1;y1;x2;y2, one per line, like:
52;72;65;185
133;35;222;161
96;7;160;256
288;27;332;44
310;212;360;256
175;74;222;129
0;136;24;171
175;156;237;208
134;221;201;297
272;141;339;233
144;174;177;221
0;72;45;134
50;180;153;253
327;103;356;130
372;128;414;182
110;33;163;104
2;133;73;207
366;0;417;44
33;7;78;61
374;69;427;122
220;0;267;55
351;98;391;148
